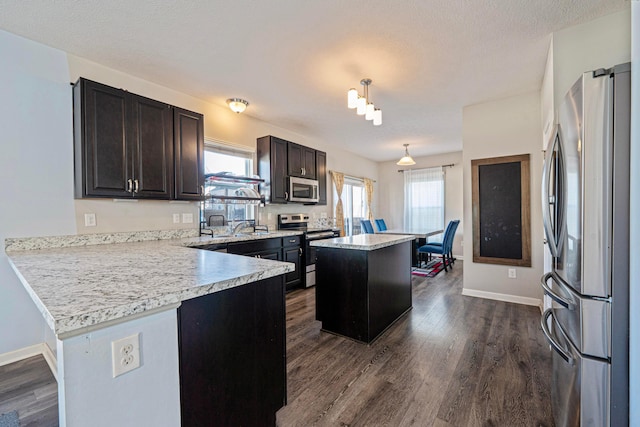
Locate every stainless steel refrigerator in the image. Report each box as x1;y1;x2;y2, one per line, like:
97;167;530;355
540;63;630;426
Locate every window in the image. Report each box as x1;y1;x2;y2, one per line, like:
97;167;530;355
204;146;252;176
202;142;255;227
403;167;444;238
334;176;368;236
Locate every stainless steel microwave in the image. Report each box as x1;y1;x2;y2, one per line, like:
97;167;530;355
288;176;319;203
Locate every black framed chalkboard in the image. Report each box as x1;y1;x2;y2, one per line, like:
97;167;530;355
472;154;531;267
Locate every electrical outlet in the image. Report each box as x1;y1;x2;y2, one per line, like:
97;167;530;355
182;213;193;223
84;213;96;227
172;213;181;224
111;333;140;378
508;268;517;279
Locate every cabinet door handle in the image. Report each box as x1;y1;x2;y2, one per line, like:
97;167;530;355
127;179;133;193
200;185;205;196
284;192;289;201
302;167;305;176
133;179;139;193
299;247;303;255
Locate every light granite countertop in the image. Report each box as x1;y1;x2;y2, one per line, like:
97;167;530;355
178;230;303;248
309;233;415;251
5;230;302;337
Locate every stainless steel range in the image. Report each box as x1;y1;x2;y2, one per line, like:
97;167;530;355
278;214;339;287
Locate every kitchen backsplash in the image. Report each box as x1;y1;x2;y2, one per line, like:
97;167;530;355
258;203;334;229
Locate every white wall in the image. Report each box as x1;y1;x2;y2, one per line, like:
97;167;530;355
0;30;77;355
462;91;543;305
553;9;631;109
377;152;463;257
628;3;639;425
57;309;180;426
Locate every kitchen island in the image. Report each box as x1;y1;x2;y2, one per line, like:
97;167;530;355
311;234;415;344
5;229;299;427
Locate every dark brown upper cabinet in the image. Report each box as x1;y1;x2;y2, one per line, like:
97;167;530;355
173;107;204;200
257;135;327;204
73;78;203;201
129;93;174;199
287;142;316;179
257;135;289;203
316;150;327;205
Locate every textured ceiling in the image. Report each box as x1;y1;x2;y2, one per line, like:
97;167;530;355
0;0;628;161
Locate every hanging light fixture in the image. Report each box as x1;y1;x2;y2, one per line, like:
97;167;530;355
226;98;249;114
373;108;382;126
396;144;416;166
347;88;358;109
346;78;381;125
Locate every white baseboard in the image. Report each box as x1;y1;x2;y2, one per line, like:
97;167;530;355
0;343;58;381
42;343;58;381
0;343;43;367
461;288;542;307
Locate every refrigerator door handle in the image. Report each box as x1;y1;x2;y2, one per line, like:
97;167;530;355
541;308;574;365
542;125;561;257
540;272;576;310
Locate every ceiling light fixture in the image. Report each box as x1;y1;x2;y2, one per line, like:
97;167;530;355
347;78;381;126
396;144;416;166
226;98;249;114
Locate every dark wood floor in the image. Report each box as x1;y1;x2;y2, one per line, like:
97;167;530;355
0;354;58;426
277;261;554;427
0;261;553;427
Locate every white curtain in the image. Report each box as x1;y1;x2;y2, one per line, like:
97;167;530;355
403;167;445;233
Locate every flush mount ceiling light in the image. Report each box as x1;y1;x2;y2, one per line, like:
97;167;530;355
347;78;381;126
226;98;249;114
396;144;416;166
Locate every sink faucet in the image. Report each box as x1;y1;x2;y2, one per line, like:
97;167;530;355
232;221;254;235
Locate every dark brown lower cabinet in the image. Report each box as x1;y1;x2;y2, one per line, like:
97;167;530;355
315;241;412;343
178;276;286;426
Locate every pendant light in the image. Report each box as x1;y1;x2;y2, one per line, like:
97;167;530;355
373;108;382;126
347;88;358;109
346;78;381;125
396;144;416;166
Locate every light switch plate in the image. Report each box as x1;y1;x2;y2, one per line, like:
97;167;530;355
172;214;181;224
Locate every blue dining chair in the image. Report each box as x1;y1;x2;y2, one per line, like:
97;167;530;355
374;219;388;231
417;220;459;271
360;219;375;234
427;220;454;260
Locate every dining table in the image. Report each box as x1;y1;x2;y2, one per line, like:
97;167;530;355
379;228;444;267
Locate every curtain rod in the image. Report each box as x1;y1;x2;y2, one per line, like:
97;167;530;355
397;163;455;173
329;170;376;183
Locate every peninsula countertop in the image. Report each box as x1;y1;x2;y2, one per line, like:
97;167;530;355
309;233;415;251
5;229;300;337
